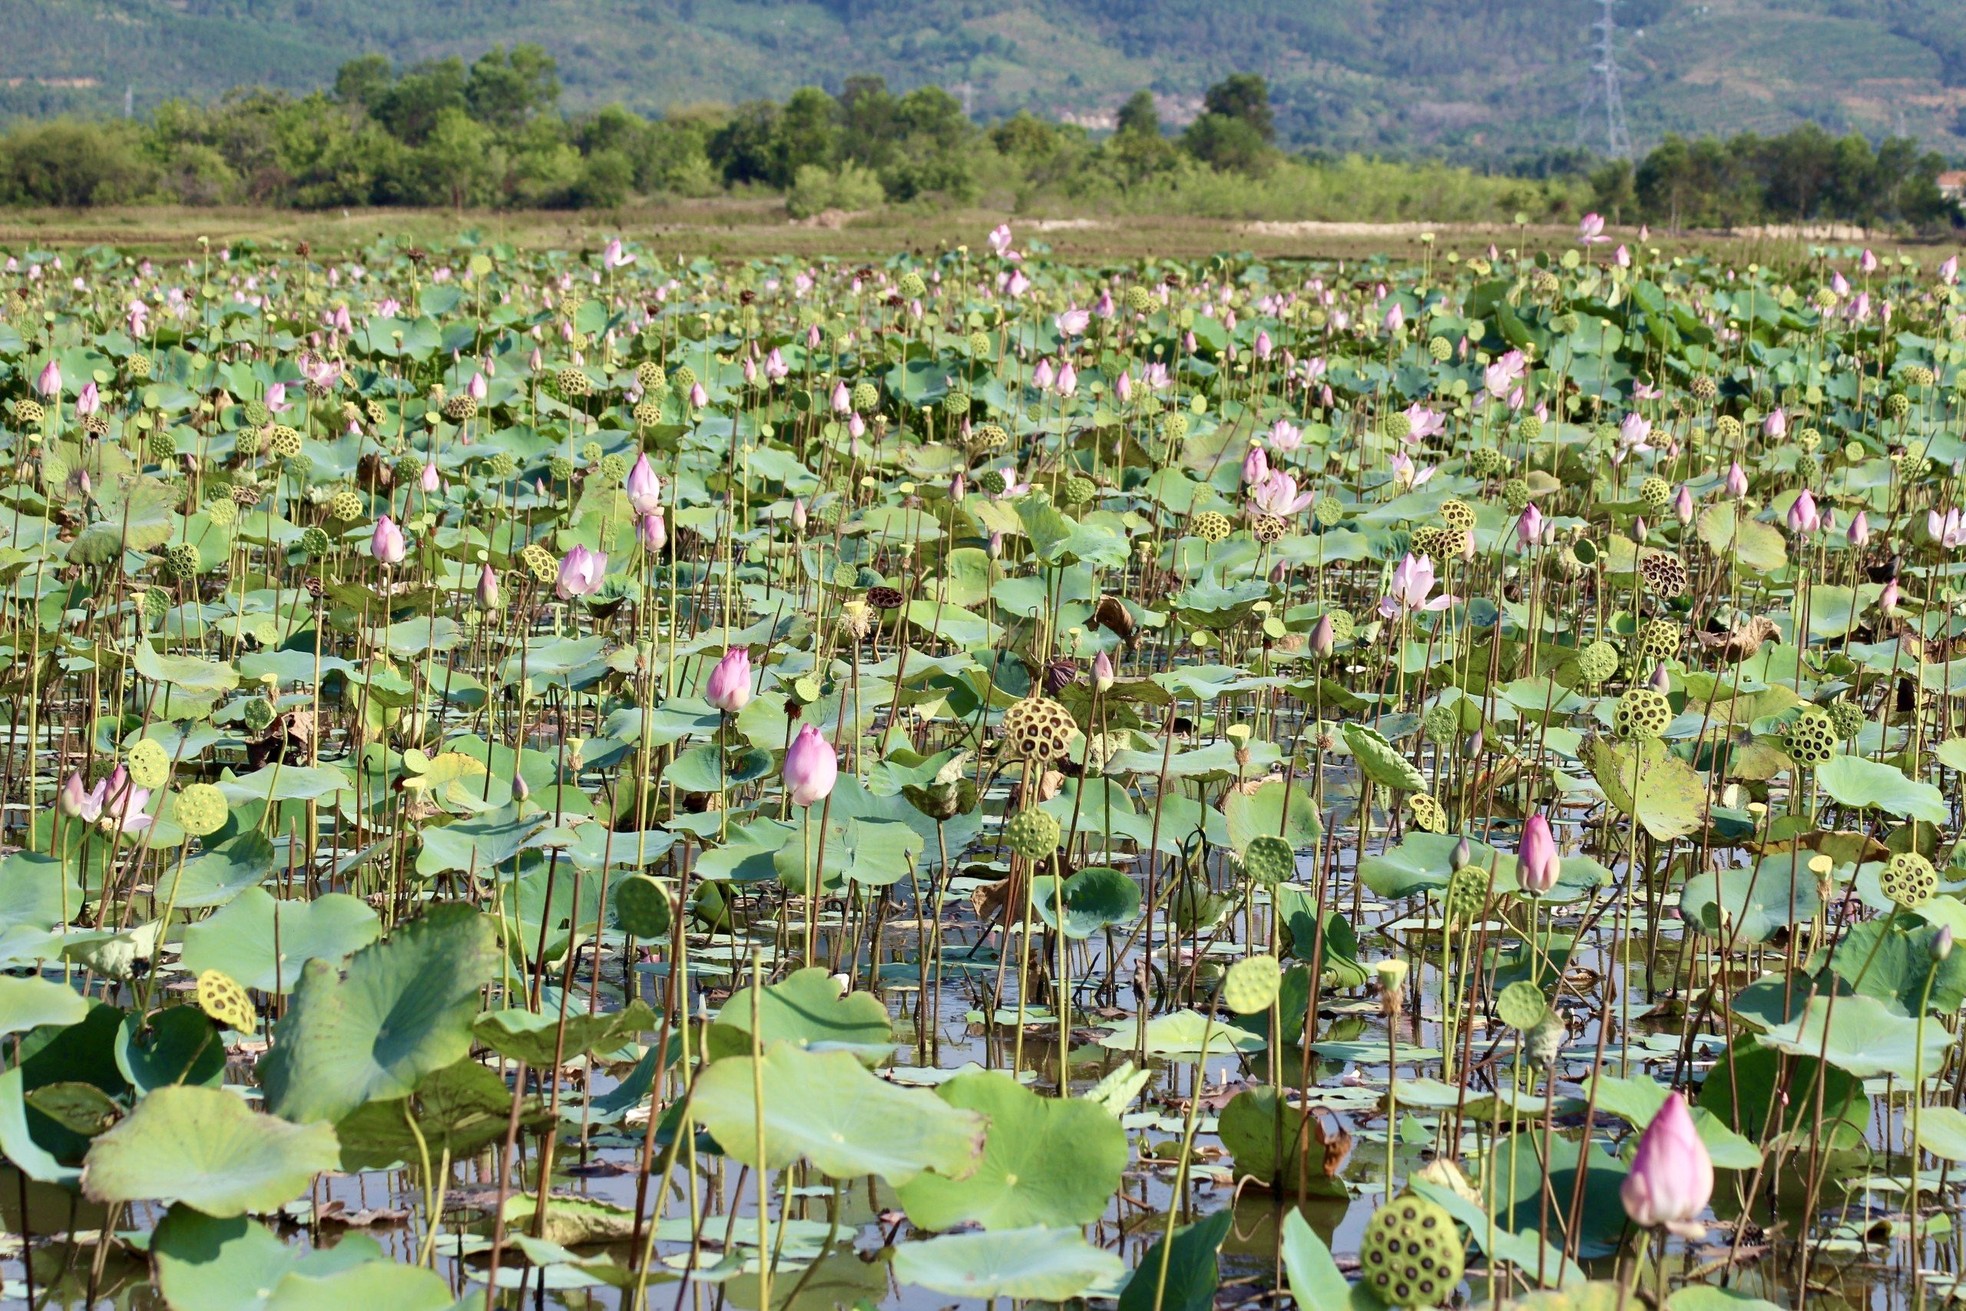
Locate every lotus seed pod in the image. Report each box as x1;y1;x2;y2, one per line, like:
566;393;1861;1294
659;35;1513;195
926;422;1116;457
328;488;363;521
557;366;592;398
125;739;170;790
175;783;230;839
1886;392;1911;419
147;430;177;465
162;542;202;582
1004;806;1061;861
267;425;302;459
1638;552;1688;599
670;364;696;391
1500;478;1531;513
203;496;237;527
195;969;256;1032
942;390;971;418
1810;286;1839;310
1422;703;1458;745
1443;865;1487;923
632;399;663;428
1525;1011;1565;1068
1314;496;1344;527
1795;426;1822;453
1324;608;1357;645
1192;510;1232;543
1161;412;1189;441
598;452;630;484
977;469;1007;496
1575;640;1620;687
1825;698;1865;740
243;400;271;427
234;426;264;457
127;353;152;379
1638;475;1671;513
1241;834;1295;885
1428;335;1453;362
142;587;170;622
1881;851;1938;909
1124;284;1158;313
443;393;478;422
635;361;666;391
1904;365;1936;389
520;542;559;582
897;271;926;299
364;398;387;426
1408;793;1448;834
241;698;276;733
548;455;575;482
1713;415;1742;444
1531;267;1560;296
1358;1193;1465;1308
1635;621;1682;660
969;422;1009;454
1794;453;1820;483
298;526;329;556
1469;447;1505;478
1382;412;1412;442
1689;375;1718;401
14;399;44;425
1782;709;1839;767
1061;474;1096;507
967;330;993;356
1411;525;1454;560
1439;498;1476;531
1495;980;1549;1031
1614;687;1672;741
851;381;879;413
1516;415;1543;441
486;451;519;479
1000;695;1078;762
1251;513;1287;544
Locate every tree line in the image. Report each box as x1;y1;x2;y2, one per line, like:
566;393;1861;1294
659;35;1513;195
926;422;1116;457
0;44;1953;231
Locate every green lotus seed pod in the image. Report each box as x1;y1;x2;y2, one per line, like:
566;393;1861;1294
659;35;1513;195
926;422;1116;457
1242;834;1295;885
548;455;574;482
1638;619;1681;660
635;361;666;391
1515;415;1543;441
967;330;993;356
1123;285;1157;313
1061;474;1096;507
977;469;1007;496
298;525;329;556
1638;475;1671;513
1422;703;1458;745
669;364;696;391
598;452;630;484
1575;640;1620;687
173;783;230;839
1359;1193;1464;1308
1004;807;1061;862
1886;392;1911;419
1469;447;1505;478
942;391;971;418
1444;865;1487;924
1439;498;1476;531
1382;412;1412;442
1428;335;1453;362
851;381;879;413
1314;497;1344;528
557;366;592;398
1881;851;1938;909
162;542;202;582
1161;412;1189;441
487;452;519;479
242;400;270;427
142;587;170;622
267;425;302;459
1324;608;1356;645
125;739;170;790
127;353;152;379
204;496;237;527
1192;510;1231;543
147;430;177;465
329;489;363;522
1825;698;1865;741
1783;708;1839;767
1408;793;1447;833
897;271;926;300
1613;687;1671;741
13;399;44;425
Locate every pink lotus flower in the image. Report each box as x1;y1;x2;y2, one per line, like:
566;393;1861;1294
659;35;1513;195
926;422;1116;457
371;516;406;565
1254;330;1272;361
1763;408;1786;439
1943;256;1959;286
468;371;488;400
626;453;663;515
1309;615;1336;657
602;238;634;270
1860;248;1878;274
1881;579;1902;613
689;382;707;408
476;564;499;609
1614;244;1631;268
1055;362;1077;397
1930;507;1966;550
264;382;289;413
1248;469;1314;517
1578;212;1608;244
1389;452;1435;490
1092;651;1115;692
555;545;607;599
1484;349;1527;399
1114;370;1133;403
35;360;60;398
1726;462;1749;499
65;765;150;838
1032;359;1055;391
1518;812;1560;894
784;723;839;807
1832;270;1851;296
1620;1092;1713;1236
1403;403;1445;442
704;647;752;713
74;382;99;417
1378;553;1455;618
1619;412;1652;451
1054;307;1090;337
831;381;851;413
987;223;1014;257
420;462;440;494
1787;489;1820;535
764;348;788;381
1847;510;1869;547
1383;303;1405;334
638;512;666;553
1267;419;1302;452
1674;485;1694;525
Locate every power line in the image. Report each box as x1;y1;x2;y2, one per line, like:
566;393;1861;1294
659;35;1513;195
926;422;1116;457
1575;0;1632;158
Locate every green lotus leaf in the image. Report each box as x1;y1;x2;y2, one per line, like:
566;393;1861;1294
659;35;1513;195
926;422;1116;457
82;1085;339;1216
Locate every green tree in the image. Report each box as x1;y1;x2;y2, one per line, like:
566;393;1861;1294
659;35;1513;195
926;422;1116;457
465;45;561;132
1115;90;1160;139
708;101;782;186
415;107;496;210
1202;73;1274;143
333;55;393;111
772;87;838;189
372;59;468;146
1183;112;1270;174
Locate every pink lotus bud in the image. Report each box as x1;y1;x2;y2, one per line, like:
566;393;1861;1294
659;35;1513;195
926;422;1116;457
1092;651;1115;693
1518;812;1560;895
783;723;839;807
1515;504;1544;551
1881;579;1901;613
74;382;99;417
1649;663;1672;693
831;381;851;413
626;452;662;515
476;563;499;608
1055;362;1077;397
370;516;406;565
1763;408;1786;439
1786;489;1820;535
704;647;752;714
554;544;607;599
1620;1092;1713;1233
1848;510;1869;546
1674;485;1694;525
57;770;90;819
638;512;665;553
792;498;808;532
1242;443;1269;486
689;382;707;408
468;371;487;400
1309;614;1336;658
35;360;60;398
1726;462;1748;499
420;462;440;493
1115;370;1132;403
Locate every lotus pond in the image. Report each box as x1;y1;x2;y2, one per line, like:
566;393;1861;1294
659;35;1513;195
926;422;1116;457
1;226;1965;1310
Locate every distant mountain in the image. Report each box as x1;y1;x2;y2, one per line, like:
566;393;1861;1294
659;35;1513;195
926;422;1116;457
2;0;1961;159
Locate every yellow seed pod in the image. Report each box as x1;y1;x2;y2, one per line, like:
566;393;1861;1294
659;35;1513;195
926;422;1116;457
196;970;256;1032
173;783;230;838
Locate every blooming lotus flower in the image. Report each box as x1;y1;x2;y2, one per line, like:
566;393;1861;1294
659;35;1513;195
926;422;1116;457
1516;503;1544;551
35;360;60;398
1248;468;1314;517
1621;1092;1713;1236
602;237;634;270
987;223;1014;257
1055;306;1090;336
1267;419;1302;452
1241;443;1269;487
1578;212;1608;244
705;647;751;713
1403;403;1445;442
555;545;607;599
1484;349;1527;399
264;381;289;413
783;723;839;807
1619;412;1652;451
371;516;406;565
1931;507;1966;550
1787;489;1820;535
626;453;662;515
991;466;1032;500
765;348;788;381
1518;812;1560;894
1726;462;1749;499
74;382;99;418
1389;452;1436;490
1378;553;1455;618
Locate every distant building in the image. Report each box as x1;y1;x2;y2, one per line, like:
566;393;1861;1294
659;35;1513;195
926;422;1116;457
1940;171;1966;202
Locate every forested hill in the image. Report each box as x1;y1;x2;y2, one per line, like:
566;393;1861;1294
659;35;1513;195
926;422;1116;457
2;0;1962;159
